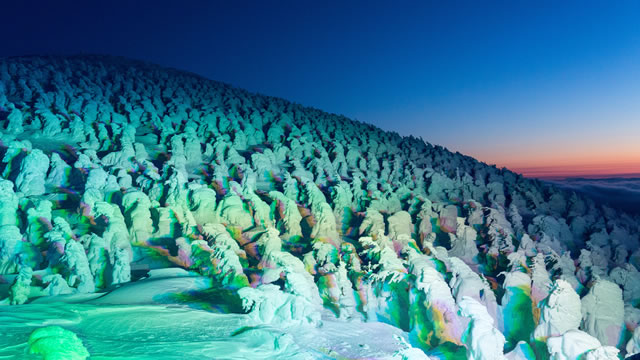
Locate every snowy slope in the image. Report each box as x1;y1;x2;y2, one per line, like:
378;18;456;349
0;55;639;359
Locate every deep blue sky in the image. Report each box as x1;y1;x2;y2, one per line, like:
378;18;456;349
2;1;639;176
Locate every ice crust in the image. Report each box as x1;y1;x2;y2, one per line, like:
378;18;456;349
0;55;638;358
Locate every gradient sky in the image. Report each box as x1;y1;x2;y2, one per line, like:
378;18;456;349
2;1;639;178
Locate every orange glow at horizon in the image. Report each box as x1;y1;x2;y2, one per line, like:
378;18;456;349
468;144;640;179
510;163;640;179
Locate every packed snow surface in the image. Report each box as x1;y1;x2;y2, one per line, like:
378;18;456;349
2;272;417;359
0;55;639;359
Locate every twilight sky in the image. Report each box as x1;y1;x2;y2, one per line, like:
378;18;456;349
2;1;639;178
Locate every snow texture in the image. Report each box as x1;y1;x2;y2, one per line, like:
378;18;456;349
0;55;639;358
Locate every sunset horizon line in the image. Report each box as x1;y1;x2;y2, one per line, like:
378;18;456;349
510;164;640;180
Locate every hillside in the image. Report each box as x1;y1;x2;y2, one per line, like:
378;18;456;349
0;55;638;359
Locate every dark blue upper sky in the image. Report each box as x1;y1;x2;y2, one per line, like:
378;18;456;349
2;1;639;176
